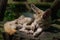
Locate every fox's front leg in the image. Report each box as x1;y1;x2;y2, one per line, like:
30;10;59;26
33;27;43;37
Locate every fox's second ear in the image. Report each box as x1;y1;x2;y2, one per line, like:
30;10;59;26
31;4;44;14
43;9;51;19
31;4;38;13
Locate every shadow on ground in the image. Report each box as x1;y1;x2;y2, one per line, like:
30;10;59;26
3;26;60;40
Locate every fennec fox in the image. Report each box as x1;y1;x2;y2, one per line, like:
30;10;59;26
4;4;51;36
18;4;51;36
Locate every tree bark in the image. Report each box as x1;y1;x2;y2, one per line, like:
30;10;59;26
0;0;8;21
50;0;60;20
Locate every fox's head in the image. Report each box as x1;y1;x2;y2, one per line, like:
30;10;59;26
31;4;51;28
31;4;51;20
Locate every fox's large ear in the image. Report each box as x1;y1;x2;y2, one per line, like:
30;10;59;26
43;9;51;19
31;4;44;14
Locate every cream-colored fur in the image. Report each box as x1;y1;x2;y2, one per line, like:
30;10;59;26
4;20;17;35
17;15;32;25
4;15;33;35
